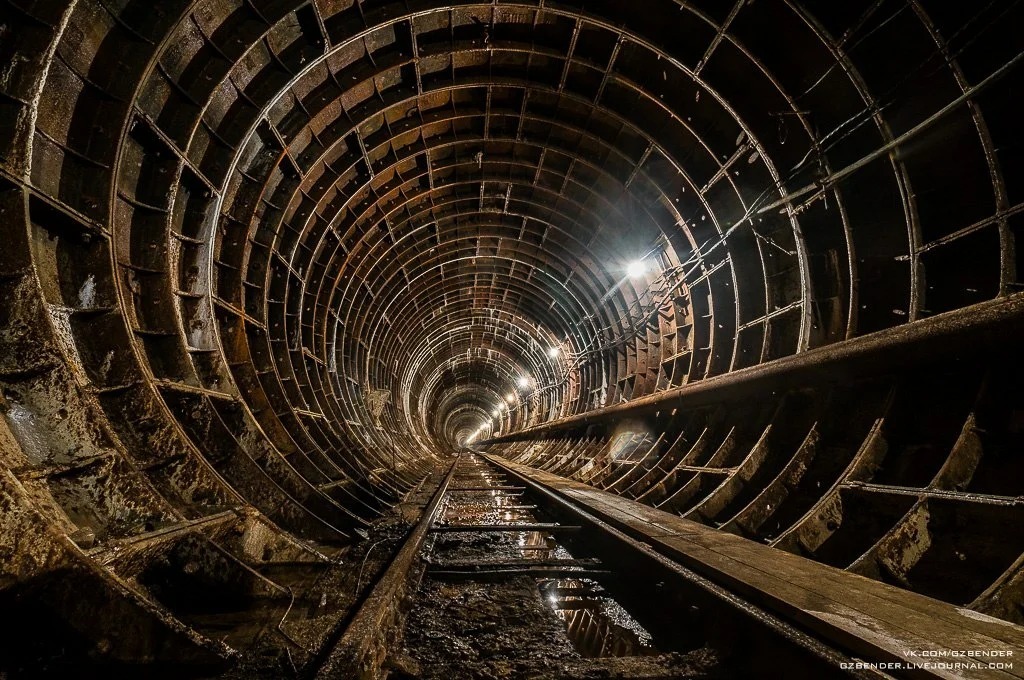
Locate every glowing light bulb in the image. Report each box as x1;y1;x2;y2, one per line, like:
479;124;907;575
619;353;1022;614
627;259;646;278
548;347;560;358
517;376;531;389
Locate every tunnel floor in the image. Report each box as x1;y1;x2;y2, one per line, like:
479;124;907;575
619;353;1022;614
389;456;723;680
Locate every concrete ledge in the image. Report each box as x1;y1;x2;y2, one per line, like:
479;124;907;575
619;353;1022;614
489;455;1024;680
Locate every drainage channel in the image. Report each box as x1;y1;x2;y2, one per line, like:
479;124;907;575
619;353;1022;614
317;453;873;679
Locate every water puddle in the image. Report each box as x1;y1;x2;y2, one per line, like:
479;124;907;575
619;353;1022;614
539;577;659;658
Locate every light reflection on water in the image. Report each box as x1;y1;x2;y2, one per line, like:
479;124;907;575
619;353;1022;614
540;577;658;658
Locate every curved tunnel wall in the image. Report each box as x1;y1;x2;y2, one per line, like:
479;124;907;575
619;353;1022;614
1;0;1023;669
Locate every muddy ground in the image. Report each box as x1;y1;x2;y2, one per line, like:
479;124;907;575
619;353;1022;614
387;524;728;680
390;573;724;679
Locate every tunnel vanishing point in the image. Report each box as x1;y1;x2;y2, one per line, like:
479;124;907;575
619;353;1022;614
2;0;1024;678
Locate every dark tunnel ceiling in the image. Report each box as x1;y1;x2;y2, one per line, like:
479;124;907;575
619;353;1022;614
1;0;1022;546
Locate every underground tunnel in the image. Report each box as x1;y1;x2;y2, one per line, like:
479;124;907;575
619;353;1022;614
2;0;1024;677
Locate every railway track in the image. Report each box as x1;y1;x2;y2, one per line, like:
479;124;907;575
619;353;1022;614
315;453;878;679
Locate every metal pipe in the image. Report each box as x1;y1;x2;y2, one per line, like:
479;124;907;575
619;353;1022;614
757;51;1024;216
